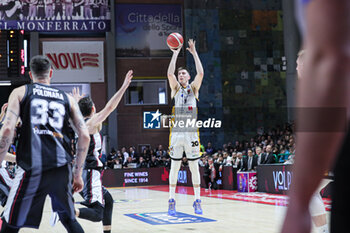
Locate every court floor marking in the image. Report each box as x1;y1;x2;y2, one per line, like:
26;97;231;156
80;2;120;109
135;185;331;211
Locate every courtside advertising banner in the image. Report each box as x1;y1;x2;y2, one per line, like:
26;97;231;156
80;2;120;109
102;167;238;190
0;0;111;32
42;41;104;83
102;167;170;187
257;164;293;194
115;3;183;57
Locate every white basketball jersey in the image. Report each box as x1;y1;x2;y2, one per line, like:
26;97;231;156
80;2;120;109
169;84;201;160
172;84;198;132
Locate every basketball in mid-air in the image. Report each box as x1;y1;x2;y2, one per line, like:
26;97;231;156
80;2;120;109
166;33;184;50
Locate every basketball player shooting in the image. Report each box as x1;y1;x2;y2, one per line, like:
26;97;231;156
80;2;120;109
167;38;204;216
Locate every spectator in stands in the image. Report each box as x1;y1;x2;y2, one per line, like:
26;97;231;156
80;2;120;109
267;135;272;142
255;146;265;165
216;154;225;167
244;142;249;150
225;152;233;166
222;144;228;152
205;142;215;155
234;141;239;151
148;155;160;168
203;157;217;190
198;156;206;167
156;144;167;158
231;152;237;166
116;150;123;164
121;146;129;164
217;149;223;156
107;148;117;169
246;149;257;171
235;152;244;170
223;152;229;164
214;156;223;183
129;146;137;162
123;156;133;168
150;148;157;157
262;145;275;164
278;148;290;163
137;156;148;168
262;139;268;146
142;148;151;162
249;140;255;149
160;157;170;168
227;142;233;152
212;153;218;162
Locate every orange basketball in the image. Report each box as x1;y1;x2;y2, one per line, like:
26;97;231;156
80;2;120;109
166;33;184;50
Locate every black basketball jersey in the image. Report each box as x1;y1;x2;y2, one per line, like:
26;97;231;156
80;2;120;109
85;128;103;170
16;83;73;172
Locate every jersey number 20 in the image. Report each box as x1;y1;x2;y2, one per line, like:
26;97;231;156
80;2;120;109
31;99;65;129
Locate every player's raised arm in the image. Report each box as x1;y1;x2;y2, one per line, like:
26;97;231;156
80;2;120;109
0;87;24;165
68;95;90;192
167;46;182;91
86;70;133;131
188;39;204;94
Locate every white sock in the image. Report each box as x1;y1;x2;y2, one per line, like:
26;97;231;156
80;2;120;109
316;224;329;233
194;186;200;200
169;186;176;199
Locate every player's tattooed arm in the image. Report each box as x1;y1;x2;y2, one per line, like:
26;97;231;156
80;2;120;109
0;87;22;164
8;109;19;118
4;109;19;124
68;94;90;176
0;136;10;154
74;149;86;170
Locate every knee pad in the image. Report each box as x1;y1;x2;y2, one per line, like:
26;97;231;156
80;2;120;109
188;160;200;185
309;193;326;216
169;160;182;185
